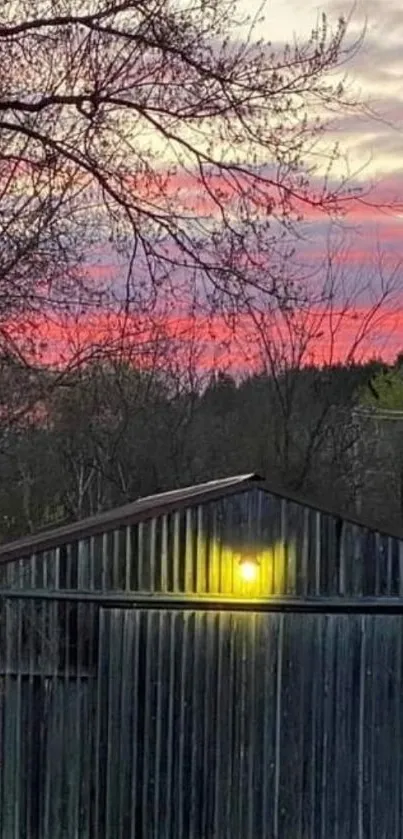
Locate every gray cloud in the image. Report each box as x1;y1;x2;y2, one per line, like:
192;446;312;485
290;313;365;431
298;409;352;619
316;2;403;175
325;0;403;31
354;131;403;158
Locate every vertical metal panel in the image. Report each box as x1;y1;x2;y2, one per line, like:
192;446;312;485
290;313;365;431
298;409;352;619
172;511;180;592
184;508;193;593
160;515;168;593
149;518;157;592
296;504;309;595
196;505;206;593
124;527;131;592
209;503;220;593
100;533;108;591
339;522;346;594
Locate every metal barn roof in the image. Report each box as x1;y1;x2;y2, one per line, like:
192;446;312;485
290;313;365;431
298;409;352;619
0;473;263;562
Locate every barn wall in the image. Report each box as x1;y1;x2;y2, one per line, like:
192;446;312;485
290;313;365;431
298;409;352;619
1;486;403;837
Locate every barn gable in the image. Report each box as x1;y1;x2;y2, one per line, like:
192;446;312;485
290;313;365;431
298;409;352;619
0;472;401;599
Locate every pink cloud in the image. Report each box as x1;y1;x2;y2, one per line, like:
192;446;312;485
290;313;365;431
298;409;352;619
5;303;402;374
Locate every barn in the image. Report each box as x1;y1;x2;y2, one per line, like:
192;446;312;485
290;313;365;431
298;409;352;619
0;472;402;838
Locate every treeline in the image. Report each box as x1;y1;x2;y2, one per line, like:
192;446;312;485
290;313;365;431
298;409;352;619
0;355;398;543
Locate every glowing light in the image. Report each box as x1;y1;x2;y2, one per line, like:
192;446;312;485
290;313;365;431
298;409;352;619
239;557;260;583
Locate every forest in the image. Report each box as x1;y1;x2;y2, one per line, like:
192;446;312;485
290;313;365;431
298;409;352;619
0;352;401;543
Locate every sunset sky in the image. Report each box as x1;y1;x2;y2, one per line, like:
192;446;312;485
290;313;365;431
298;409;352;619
114;0;403;369
226;0;403;365
15;0;403;372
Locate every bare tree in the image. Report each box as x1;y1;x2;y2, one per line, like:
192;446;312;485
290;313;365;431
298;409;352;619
0;0;365;359
35;307;209;518
236;234;401;498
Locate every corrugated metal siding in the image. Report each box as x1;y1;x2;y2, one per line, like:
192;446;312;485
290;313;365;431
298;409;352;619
2;486;403;837
0;594;96;839
1;603;403;838
1;488;403;597
98;608;403;839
